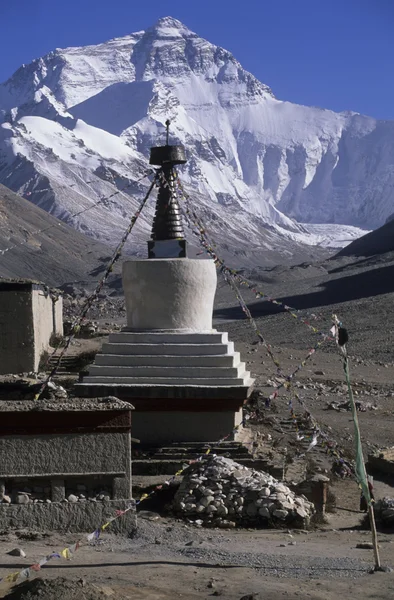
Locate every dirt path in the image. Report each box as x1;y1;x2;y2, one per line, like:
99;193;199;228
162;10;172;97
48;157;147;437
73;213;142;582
1;519;394;600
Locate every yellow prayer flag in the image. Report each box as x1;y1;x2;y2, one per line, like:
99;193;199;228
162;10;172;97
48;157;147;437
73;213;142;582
61;548;72;560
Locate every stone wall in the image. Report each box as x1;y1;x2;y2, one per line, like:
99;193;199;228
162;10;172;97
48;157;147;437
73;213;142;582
0;288;35;374
0;282;63;374
0;432;132;500
0;500;136;533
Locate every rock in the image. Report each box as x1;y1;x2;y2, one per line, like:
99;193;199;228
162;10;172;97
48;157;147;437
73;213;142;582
273;509;289;519
246;503;258;517
200;496;215;507
98;494;111;501
7;548;26;557
276;493;287;502
295;506;307;518
275;484;290;494
2;495;11;504
67;494;78;503
16;493;30;505
381;509;394;519
217;505;228;516
218;520;236;529
356;542;374;549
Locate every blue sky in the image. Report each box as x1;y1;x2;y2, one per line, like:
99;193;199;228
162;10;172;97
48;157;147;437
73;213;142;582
1;0;393;119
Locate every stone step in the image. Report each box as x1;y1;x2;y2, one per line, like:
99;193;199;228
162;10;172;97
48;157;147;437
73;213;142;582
87;364;246;378
80;374;254;386
140;452;250;461
153;445;251;454
101;342;234;356
132;457;273;476
109;331;228;344
94;352;241;368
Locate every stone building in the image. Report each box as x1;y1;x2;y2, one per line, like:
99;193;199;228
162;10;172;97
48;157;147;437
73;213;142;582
0;396;135;533
0;280;63;374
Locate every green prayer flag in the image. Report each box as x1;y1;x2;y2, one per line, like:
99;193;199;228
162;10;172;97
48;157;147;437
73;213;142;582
344;358;371;504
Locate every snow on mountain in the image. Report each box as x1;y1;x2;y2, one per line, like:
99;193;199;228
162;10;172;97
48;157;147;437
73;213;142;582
0;16;392;265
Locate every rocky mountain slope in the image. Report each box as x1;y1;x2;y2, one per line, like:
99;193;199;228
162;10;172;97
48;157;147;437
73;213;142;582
1;16;387;263
0;183;118;286
336;218;394;257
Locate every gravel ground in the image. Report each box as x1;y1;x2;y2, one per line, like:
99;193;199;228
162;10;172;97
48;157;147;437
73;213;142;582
1;249;394;599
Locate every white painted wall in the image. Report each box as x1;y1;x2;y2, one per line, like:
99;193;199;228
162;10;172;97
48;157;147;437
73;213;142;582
32;289;63;370
122;258;217;331
0;285;63;374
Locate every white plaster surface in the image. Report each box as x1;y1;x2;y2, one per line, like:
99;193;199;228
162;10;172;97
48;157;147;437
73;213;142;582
83;332;253;387
0;286;63;374
122;258;217;331
32;289;63;369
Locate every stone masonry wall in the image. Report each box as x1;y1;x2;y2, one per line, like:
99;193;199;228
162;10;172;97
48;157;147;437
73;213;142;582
0;500;136;533
0;432;132;498
0;288;35;374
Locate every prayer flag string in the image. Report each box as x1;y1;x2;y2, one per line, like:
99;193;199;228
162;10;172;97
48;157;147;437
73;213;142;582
33;175;157;400
0;170;154;257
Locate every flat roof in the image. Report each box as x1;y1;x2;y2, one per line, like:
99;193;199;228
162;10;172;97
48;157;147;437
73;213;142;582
0;278;62;294
0;396;134;412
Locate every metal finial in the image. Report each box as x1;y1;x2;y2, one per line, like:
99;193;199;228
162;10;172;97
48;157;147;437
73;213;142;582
148;130;188;258
165;119;171;145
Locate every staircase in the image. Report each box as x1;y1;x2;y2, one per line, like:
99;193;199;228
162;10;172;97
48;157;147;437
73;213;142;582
78;331;254;387
132;440;284;496
47;354;80;374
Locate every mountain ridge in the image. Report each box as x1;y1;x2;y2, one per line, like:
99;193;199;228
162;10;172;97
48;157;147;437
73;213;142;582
0;182;118;286
0;16;392;262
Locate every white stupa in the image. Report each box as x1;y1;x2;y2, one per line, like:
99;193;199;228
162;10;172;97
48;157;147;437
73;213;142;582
76;128;254;443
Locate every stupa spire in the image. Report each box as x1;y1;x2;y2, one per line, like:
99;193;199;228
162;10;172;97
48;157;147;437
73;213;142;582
148;120;187;258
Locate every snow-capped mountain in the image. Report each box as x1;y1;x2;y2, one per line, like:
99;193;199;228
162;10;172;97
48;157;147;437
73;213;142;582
1;16;392;264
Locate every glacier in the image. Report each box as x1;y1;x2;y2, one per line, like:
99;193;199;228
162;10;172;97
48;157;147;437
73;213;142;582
1;16;392;264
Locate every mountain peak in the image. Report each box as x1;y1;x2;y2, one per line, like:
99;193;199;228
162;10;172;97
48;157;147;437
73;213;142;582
148;16;195;37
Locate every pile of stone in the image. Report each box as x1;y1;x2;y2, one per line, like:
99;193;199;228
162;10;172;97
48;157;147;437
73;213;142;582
173;456;314;527
0;481;113;505
374;497;394;526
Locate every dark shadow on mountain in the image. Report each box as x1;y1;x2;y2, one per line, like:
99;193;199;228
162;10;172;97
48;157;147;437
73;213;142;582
336;219;394;257
214;263;394;320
